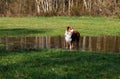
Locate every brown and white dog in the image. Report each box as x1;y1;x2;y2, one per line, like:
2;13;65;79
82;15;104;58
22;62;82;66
65;26;80;50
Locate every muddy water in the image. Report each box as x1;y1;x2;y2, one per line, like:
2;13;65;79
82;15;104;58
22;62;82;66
0;36;120;53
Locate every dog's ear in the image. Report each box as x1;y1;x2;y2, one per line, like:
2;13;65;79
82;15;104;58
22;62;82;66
67;26;70;31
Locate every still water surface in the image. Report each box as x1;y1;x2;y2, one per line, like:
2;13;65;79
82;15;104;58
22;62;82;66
0;36;120;53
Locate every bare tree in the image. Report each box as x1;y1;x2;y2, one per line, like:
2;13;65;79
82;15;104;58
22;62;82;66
0;0;120;17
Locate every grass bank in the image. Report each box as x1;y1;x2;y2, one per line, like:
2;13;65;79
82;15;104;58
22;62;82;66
0;49;120;79
0;16;120;36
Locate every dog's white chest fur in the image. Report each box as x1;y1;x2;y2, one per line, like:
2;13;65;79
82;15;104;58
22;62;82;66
65;30;72;43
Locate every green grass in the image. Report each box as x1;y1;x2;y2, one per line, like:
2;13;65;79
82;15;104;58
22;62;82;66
0;49;120;79
0;16;120;36
0;17;120;79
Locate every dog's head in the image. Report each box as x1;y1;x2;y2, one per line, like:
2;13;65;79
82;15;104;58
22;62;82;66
67;26;73;32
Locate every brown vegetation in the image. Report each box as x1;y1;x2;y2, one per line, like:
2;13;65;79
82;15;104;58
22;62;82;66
0;0;120;17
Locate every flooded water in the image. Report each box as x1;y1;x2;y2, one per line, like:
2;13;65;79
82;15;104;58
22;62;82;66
0;36;120;53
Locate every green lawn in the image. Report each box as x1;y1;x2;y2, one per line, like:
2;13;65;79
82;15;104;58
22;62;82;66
0;49;120;79
0;16;120;36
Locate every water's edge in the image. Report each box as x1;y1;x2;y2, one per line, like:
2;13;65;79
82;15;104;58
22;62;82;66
0;36;120;53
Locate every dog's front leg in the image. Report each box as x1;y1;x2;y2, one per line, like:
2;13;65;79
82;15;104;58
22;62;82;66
65;42;69;49
70;42;72;50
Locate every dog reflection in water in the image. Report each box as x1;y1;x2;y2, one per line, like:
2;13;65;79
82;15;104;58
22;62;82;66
65;26;80;50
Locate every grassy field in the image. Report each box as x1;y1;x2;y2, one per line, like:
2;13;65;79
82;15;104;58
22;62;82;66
0;49;120;79
0;17;120;79
0;16;120;36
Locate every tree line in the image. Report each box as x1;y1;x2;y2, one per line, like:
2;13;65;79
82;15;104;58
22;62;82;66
0;0;120;17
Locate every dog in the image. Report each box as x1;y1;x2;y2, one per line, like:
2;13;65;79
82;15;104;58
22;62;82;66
65;26;73;50
65;26;80;50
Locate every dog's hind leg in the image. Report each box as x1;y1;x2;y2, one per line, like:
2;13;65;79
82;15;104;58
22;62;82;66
76;41;79;50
